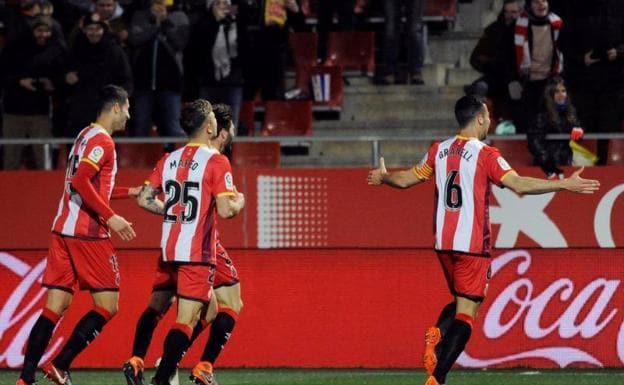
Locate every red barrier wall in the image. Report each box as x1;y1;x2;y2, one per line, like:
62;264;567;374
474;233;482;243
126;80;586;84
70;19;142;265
1;248;623;369
2;167;624;249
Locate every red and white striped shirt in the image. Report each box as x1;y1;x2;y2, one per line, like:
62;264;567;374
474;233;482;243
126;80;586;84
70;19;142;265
52;124;117;238
147;144;235;265
413;136;513;255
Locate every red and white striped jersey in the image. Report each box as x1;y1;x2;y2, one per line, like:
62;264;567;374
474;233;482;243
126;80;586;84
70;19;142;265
52;124;117;238
413;136;514;255
147;143;236;265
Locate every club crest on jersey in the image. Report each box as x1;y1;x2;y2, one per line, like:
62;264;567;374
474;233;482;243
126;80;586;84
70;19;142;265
497;157;512;171
225;172;234;190
88;146;104;163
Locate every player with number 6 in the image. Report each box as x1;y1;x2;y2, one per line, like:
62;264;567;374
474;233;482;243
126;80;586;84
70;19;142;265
367;96;600;385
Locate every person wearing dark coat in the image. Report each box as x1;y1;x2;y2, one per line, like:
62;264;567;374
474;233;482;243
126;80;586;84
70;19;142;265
64;13;132;136
128;0;189;137
528;76;584;178
467;0;520;121
241;0;305;101
1;15;66;169
184;0;245;126
558;0;624;164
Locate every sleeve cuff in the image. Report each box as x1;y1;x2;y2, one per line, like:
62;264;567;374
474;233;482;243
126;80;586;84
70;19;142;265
81;158;101;171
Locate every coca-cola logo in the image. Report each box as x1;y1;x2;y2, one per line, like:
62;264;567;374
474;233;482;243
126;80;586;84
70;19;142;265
458;249;623;368
0;252;64;368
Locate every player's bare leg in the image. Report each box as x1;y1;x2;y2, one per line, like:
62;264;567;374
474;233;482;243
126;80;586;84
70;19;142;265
191;284;242;385
18;289;72;385
44;291;118;385
153;298;203;385
123;290;175;385
427;296;479;385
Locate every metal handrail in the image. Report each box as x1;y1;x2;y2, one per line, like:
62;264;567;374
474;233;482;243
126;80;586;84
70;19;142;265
2;133;622;169
2;133;624;145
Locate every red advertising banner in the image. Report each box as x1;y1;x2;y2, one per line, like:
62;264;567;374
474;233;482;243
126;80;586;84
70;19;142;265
1;166;624;249
0;248;623;369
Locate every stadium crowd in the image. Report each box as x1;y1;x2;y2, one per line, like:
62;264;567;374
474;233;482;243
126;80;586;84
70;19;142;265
0;0;623;172
467;0;624;175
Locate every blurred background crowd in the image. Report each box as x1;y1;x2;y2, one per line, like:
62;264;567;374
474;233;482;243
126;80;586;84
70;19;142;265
0;0;622;176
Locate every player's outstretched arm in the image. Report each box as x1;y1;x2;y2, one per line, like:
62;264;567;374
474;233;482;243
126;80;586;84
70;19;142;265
367;157;424;189
502;167;600;195
110;185;143;199
137;184;165;215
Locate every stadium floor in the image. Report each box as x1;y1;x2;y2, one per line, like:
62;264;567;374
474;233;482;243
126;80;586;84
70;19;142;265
2;368;624;385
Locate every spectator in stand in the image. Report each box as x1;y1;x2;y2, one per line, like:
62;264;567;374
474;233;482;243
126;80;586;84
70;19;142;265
4;0;42;45
528;76;583;178
241;0;305;101
1;15;66;169
511;0;563;133
64;13;132;136
178;0;210;25
93;0;129;44
185;0;245;126
128;0;188;139
559;0;624;165
68;0;129;46
316;0;355;62
378;0;425;85
467;0;520;122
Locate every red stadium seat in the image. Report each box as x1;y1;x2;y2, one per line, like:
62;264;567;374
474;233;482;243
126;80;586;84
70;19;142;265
324;31;375;76
290;32;318;69
239;100;256;136
424;0;457;20
488;139;534;167
116;143;166;169
232;142;281;168
607;139;624;165
290;32;319;89
261;101;313;136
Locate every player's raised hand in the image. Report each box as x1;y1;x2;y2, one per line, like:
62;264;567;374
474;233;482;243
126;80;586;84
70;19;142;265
107;214;136;241
367;157;388;186
563;167;601;194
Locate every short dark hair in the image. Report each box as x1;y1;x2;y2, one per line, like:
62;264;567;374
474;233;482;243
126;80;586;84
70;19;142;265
180;99;213;136
212;103;233;134
96;85;128;116
454;96;485;127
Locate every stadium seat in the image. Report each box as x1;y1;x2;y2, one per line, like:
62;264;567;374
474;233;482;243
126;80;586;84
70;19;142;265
116;143;166;169
308;65;343;108
324;31;375;76
232;142;281;168
239;100;256;136
290;32;318;70
488;139;534;167
607;139;624;165
424;0;457;21
261;101;313;136
290;32;320;89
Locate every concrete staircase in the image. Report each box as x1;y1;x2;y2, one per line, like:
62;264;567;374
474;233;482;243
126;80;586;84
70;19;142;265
280;0;498;168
